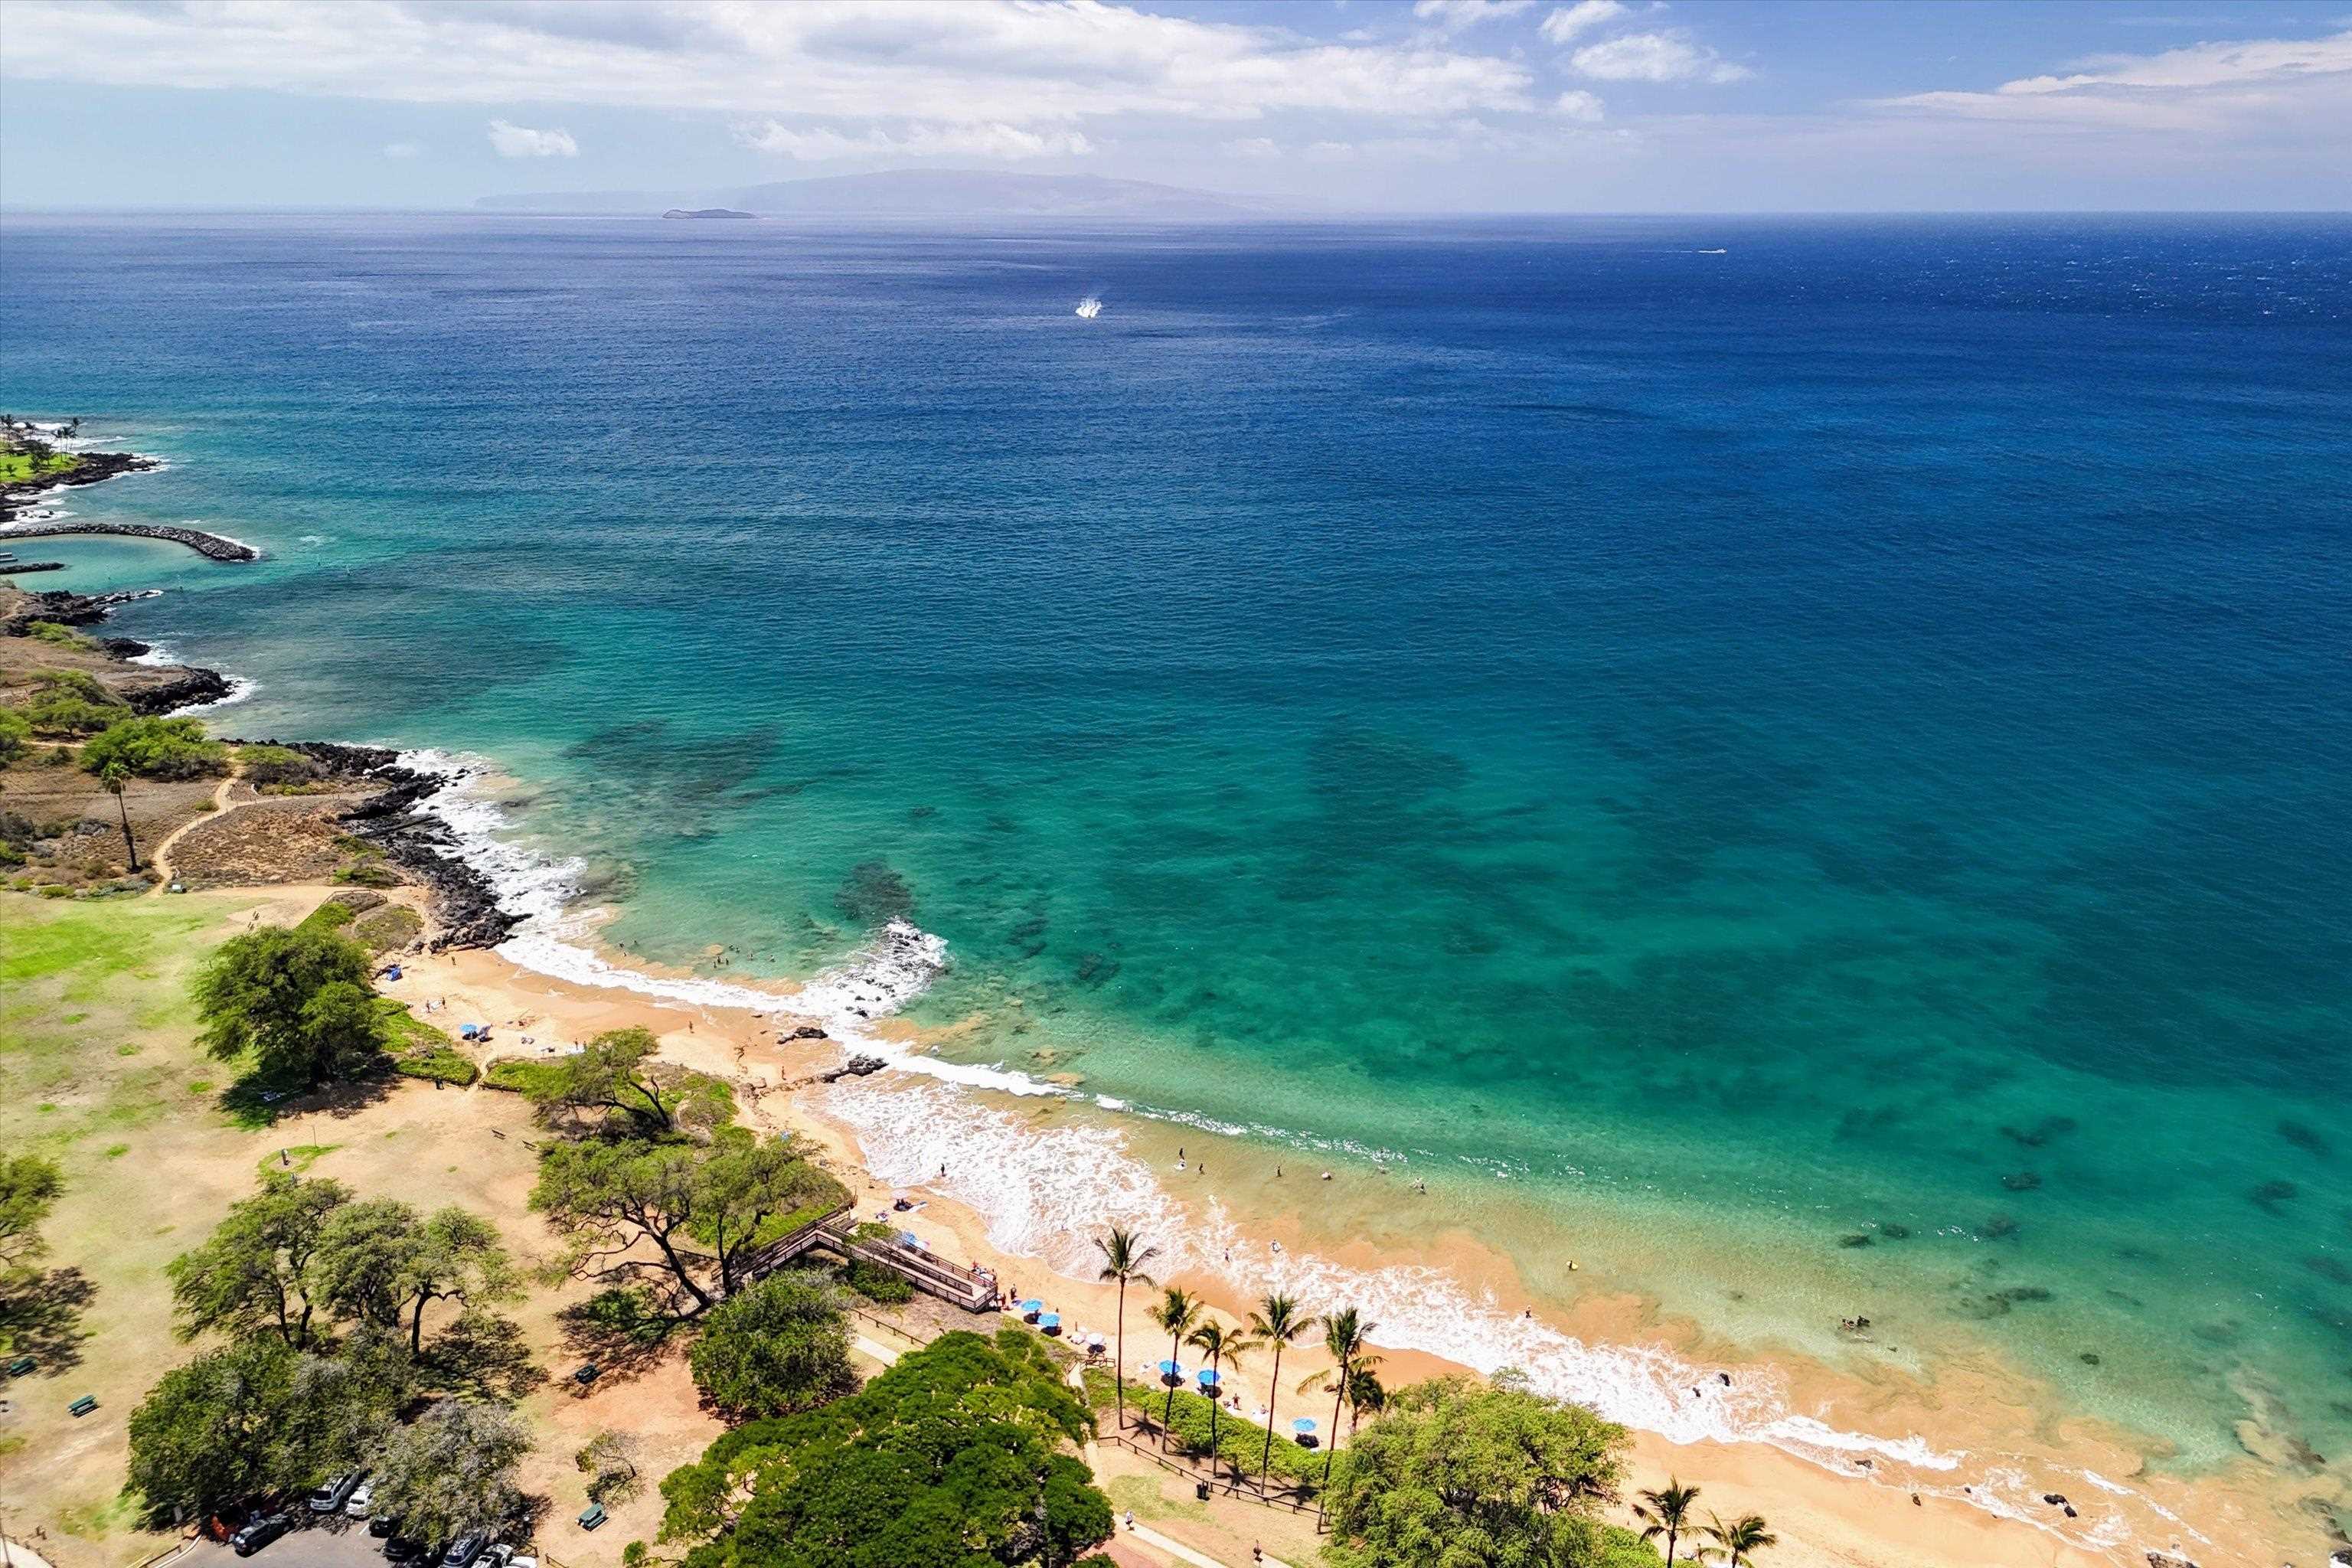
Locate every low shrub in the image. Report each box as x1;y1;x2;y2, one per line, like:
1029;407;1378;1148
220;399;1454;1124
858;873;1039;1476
24;692;124;738
0;707;30;762
24;620;96;650
843;1258;914;1305
236;743;325;790
80;717;227;780
482;1057;568;1096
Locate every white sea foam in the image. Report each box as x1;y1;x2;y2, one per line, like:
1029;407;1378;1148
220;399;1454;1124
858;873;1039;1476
394;753;1055;1097
172;674;260;714
1074;295;1104;319
822;1078;1965;1473
397;755;2171;1557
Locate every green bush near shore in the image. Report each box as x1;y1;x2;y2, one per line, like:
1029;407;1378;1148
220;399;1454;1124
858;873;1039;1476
841;1257;914;1304
483;1057;570;1097
22;620;97;650
0;708;28;763
235;743;327;792
82;717;228;780
381;1001;478;1086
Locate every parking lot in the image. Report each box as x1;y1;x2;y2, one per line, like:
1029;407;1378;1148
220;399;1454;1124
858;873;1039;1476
181;1519;391;1568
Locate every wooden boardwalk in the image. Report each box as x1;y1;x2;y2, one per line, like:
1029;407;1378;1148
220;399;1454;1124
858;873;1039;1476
735;1204;1000;1312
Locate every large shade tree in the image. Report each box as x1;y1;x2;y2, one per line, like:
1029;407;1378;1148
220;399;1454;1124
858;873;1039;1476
126;1333;410;1524
191;927;387;1087
373;1400;534;1545
167;1171;351;1348
658;1328;1112;1568
687;1270;856;1421
1322;1374;1635;1568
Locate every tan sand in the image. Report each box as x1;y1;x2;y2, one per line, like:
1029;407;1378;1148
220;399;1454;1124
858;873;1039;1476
377;939;2324;1568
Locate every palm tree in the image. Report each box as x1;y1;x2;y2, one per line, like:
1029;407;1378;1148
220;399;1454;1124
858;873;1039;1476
98;760;137;871
1635;1478;1701;1562
1249;1294;1310;1492
1697;1511;1777;1566
1342;1364;1386;1446
1186;1319;1252;1482
1093;1227;1158;1437
1148;1285;1203;1449
1298;1305;1380;1510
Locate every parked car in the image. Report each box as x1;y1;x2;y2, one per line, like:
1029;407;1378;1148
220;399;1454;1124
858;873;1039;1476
442;1532;488;1568
310;1472;367;1514
230;1515;293;1557
482;1545;537;1568
383;1536;428;1563
345;1482;376;1519
369;1514;401;1540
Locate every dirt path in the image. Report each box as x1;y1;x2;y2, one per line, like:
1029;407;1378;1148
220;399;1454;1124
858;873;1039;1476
143;774;240;893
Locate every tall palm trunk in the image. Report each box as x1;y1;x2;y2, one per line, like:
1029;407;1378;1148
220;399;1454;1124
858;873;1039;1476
1319;1351;1349;1503
1205;1345;1223;1479
115;788;139;870
1112;1282;1128;1433
1161;1321;1185;1441
1259;1341;1285;1489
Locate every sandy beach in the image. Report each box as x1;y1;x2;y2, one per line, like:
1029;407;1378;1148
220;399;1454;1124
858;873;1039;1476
373;930;2307;1568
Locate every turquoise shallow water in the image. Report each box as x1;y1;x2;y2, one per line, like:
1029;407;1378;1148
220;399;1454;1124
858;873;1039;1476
4;214;2348;1503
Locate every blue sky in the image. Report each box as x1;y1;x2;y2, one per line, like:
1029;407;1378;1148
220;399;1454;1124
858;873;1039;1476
2;0;2346;211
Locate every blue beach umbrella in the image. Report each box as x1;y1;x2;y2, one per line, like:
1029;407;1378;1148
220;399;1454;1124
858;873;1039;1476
1039;1313;1062;1334
1021;1298;1044;1321
1157;1359;1186;1384
1196;1368;1221;1388
1292;1416;1319;1447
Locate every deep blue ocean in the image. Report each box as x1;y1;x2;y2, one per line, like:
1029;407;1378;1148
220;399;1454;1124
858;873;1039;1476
4;214;2348;1508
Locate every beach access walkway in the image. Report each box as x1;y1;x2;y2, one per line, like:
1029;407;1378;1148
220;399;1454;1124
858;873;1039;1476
735;1202;1001;1311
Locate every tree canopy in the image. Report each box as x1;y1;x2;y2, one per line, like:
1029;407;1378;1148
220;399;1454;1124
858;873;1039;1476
688;1270;856;1421
126;1332;410;1524
0;1153;63;1277
168;1170;349;1348
191;927;389;1086
80;715;229;779
1322;1374;1633;1568
532;1132;841;1319
660;1328;1111;1568
528;1025;729;1137
373;1399;534;1544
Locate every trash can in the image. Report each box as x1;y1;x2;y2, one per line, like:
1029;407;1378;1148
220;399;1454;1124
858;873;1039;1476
1194;1481;1210;1502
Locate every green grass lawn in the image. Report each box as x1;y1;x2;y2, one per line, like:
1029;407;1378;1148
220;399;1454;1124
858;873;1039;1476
0;449;80;484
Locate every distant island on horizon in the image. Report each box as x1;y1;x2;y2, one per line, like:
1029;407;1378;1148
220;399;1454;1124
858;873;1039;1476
481;167;1289;220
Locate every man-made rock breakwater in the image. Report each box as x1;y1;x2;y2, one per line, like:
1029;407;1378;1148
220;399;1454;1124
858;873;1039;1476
0;521;260;561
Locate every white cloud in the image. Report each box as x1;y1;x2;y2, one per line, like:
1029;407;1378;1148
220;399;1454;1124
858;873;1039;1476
1539;1;1628;45
1873;28;2351;132
736;120;1093;162
1553;89;1606;120
1221;136;1284;158
382;140;422;158
486;119;577;158
1998;28;2352;93
1413;0;1535;34
1571;31;1751;83
0;0;1534;123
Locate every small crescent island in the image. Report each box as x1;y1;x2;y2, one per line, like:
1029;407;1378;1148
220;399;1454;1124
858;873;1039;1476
662;207;756;220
